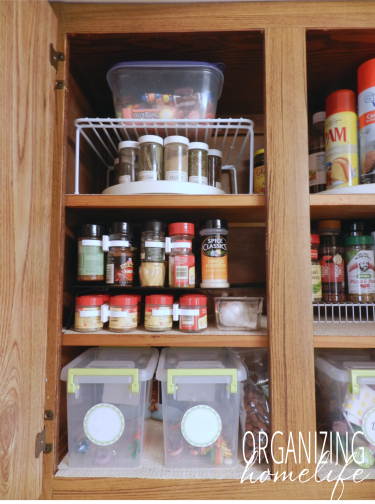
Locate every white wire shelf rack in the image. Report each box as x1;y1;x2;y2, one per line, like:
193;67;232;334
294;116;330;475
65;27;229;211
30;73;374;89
73;118;255;195
313;303;375;323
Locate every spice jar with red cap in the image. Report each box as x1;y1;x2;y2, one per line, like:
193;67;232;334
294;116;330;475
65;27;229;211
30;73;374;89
179;294;207;333
75;295;105;333
311;234;322;303
167;222;195;288
108;295;138;333
144;295;174;332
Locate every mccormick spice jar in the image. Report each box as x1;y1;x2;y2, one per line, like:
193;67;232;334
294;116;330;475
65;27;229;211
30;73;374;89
75;295;104;333
118;140;138;183
138;135;163;181
311;234;322;302
179;294;207;333
188;142;208;184
253;149;265;195
168;222;195;288
345;236;375;303
108;295;138;333
319;236;346;302
208;149;222;189
144;295;174;332
106;222;134;286
164;136;189;182
316;220;341;236
358;58;375;184
199;219;229;288
77;224;105;281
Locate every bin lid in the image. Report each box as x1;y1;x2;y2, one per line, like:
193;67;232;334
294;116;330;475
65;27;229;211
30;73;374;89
315;351;375;384
156;347;246;383
60;347;159;382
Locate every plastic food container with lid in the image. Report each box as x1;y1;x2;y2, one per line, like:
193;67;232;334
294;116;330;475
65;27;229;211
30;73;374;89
156;347;246;468
60;347;159;468
75;295;105;333
215;297;263;331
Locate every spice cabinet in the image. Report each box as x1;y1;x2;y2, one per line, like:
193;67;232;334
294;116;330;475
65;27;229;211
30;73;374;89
3;0;375;499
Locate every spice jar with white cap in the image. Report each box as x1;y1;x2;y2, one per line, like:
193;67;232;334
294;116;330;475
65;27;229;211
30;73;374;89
188;142;208;184
138;135;163;181
118;140;139;182
208;149;222;189
164;136;189;182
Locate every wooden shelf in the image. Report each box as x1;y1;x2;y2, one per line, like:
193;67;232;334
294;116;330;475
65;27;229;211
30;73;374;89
65;194;266;223
310;194;375;220
313;321;375;348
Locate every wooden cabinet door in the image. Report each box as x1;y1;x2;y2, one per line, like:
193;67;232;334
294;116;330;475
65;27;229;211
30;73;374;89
0;0;58;499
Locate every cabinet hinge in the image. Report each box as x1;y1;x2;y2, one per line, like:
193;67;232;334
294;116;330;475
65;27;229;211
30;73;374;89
35;427;53;457
55;80;65;90
44;410;55;420
50;43;65;73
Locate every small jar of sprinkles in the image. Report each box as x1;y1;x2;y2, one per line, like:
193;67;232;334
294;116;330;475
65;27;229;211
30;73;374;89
75;295;104;333
144;295;174;332
179;294;207;333
108;295;138;333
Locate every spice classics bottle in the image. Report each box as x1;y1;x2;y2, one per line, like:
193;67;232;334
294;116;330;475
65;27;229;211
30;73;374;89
345;235;375;302
311;234;322;302
168;222;195;288
106;222;134;286
78;224;106;281
199;219;229;288
319;236;346;302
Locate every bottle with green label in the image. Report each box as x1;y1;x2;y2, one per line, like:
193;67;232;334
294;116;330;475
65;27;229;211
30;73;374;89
78;224;105;281
311;234;322;302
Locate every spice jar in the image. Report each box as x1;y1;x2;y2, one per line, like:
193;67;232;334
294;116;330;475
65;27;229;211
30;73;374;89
319;236;346;302
168;222;195;288
179;294;207;333
253;149;265;195
75;295;104;333
138;135;163;181
188;142;208;185
114;158;119;184
309;112;326;193
105;222;134;286
108;295;138;333
139;262;166;287
164;136;189;182
345;236;375;303
343;220;365;237
137;294;142;326
118;140;138;183
144;295;174;332
199;219;229;288
311;234;322;302
316;220;341;236
78;224;105;281
208;149;222;189
141;220;166;263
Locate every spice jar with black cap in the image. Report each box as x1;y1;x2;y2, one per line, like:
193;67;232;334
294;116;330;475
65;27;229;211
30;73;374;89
199;219;229;288
319;235;346;302
139;220;166;287
105;222;134;286
77;224;106;281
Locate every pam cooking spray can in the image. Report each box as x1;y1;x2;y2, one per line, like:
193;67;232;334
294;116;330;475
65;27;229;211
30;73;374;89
325;90;359;189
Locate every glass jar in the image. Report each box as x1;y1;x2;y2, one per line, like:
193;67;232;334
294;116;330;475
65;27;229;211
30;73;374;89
138;135;163;181
114;158;119;184
343;220;365;237
316;220;341;236
164;136;189;182
188;142;208;185
199;219;229;288
311;234;322;302
179;294;207;333
208;149;222;189
108;295;138;333
253;149;265;195
319;236;346;302
141;220;166;263
144;295;173;332
345;236;375;303
168;222;195;288
106;222;134;286
75;295;104;333
77;224;105;281
309;112;326;193
118;140;138;183
139;262;166;287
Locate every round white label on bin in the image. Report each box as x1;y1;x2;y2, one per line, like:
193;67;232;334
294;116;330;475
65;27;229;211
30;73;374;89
363;407;375;445
84;403;125;445
181;405;222;447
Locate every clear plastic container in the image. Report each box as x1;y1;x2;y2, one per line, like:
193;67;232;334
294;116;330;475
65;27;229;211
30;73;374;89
164;136;189;182
215;297;263;331
74;295;104;333
156;347;246;469
118;141;138;183
168;222;195;288
179;294;207;333
188;142;208;185
208;149;222;189
144;294;174;332
106;61;225;140
60;347;159;469
138;135;163;181
108;295;138;333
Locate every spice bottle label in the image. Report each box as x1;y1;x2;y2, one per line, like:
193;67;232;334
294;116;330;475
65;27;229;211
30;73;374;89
325;112;359;188
320;253;345;294
346;250;375;294
139;171;157;181
109;307;138;330
180;308;207;331
78;241;104;276
311;264;322;300
119;175;131;184
166;171;188;182
75;307;103;330
144;307;173;330
106;255;133;285
201;236;228;282
309;152;326;187
143;241;165;262
189;175;208;185
173;255;195;286
254;164;265;194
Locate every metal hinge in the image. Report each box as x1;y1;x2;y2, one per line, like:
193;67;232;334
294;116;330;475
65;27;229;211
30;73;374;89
50;43;65;73
35;427;53;458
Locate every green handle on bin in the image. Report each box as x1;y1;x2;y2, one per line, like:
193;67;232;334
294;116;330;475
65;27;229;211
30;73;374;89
167;368;237;395
67;368;139;394
348;369;375;394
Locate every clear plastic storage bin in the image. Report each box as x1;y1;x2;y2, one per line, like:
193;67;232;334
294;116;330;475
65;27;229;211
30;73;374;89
215;297;263;331
60;347;159;469
156;347;246;469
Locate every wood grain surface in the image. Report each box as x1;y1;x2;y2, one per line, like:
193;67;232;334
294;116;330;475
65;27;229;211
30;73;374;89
0;0;57;499
310;194;375;220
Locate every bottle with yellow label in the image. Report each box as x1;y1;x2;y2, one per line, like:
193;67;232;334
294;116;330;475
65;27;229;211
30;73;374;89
325;89;359;189
253;149;265;194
